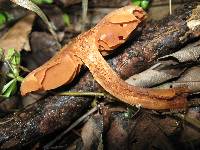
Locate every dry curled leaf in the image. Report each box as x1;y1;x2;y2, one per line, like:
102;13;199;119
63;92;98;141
159;66;200;93
21;6;187;110
127;40;200;88
0;13;35;52
160;40;200;63
126;62;186;88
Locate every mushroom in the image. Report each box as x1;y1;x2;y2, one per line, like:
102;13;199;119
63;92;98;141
21;6;188;110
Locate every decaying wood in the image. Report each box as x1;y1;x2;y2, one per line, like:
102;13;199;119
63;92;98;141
0;3;199;149
0;96;91;149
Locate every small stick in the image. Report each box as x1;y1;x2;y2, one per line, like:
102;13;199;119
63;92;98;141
57;91;105;97
0;118;14;125
169;0;172;15
81;0;88;31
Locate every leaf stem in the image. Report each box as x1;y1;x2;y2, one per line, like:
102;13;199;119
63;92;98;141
57;91;105;97
16;76;24;82
7;73;24;82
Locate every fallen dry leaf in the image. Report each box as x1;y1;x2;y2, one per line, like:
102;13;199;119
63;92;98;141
160;40;200;63
81;114;103;150
159;66;200;93
126;62;186;88
0;13;35;52
11;0;58;40
126;40;200;88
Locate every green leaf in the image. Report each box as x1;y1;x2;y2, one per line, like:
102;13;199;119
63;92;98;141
2;79;15;93
0;12;14;27
0;48;3;61
6;81;17;97
2;79;17;97
131;0;141;6
42;0;53;4
31;0;42;4
12;51;21;66
4;12;14;22
63;14;70;26
5;48;15;60
6;48;21;66
5;48;21;76
0;13;6;27
141;0;149;9
31;0;53;4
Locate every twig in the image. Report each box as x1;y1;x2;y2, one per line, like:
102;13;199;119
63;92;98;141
7;73;24;82
44;106;98;149
18;65;31;73
81;0;88;31
57;91;105;97
169;0;172;15
0;118;14;125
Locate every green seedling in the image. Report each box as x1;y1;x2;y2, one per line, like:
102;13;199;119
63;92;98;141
63;13;70;26
131;0;150;10
0;13;6;27
141;0;149;9
0;48;24;98
4;12;14;22
0;12;14;29
5;48;21;76
131;0;141;6
1;79;17;98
